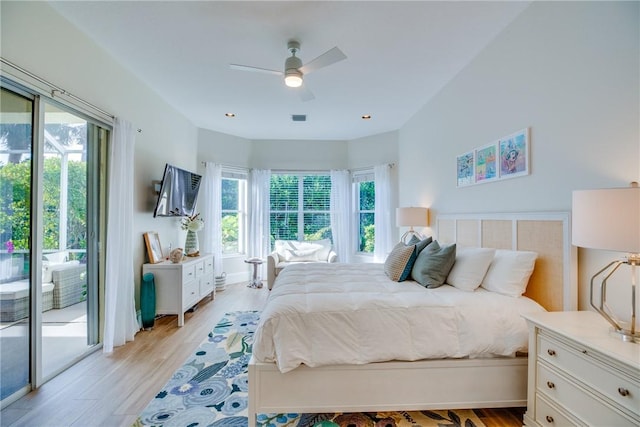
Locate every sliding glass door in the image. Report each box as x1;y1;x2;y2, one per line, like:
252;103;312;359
0;82;107;406
0;86;33;401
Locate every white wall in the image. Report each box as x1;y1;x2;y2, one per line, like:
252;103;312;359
398;1;639;314
347;130;399;170
1;2;199;311
197;128;253;169
250;139;348;170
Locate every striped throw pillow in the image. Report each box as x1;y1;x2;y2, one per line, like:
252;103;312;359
384;242;417;282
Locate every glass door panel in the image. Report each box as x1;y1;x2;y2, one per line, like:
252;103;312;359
41;103;95;379
0;87;33;401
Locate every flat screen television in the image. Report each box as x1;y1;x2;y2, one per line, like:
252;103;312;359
153;164;202;217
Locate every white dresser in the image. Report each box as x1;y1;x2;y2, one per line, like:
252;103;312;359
523;311;640;426
142;253;214;327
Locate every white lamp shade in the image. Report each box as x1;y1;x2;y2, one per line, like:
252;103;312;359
396;207;429;227
284;70;303;88
572;187;640;253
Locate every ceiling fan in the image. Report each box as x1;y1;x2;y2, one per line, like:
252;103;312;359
230;40;347;101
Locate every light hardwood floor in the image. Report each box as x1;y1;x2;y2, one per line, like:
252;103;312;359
0;282;524;427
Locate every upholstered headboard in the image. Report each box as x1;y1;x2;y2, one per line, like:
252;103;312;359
436;212;577;311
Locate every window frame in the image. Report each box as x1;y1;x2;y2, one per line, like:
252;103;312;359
221;168;248;256
269;171;332;244
353;170;375;255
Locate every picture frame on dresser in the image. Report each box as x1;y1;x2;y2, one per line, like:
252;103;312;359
143;231;163;264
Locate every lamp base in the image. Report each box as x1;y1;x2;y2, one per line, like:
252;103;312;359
590;258;638;345
400;230;423;244
610;328;640;343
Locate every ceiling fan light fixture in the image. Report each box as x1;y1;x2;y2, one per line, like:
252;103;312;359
284;70;303;88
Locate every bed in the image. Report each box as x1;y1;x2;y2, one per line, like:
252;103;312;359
248;212;577;426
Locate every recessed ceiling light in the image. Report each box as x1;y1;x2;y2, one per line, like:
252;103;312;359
361;114;372;120
225;113;236;118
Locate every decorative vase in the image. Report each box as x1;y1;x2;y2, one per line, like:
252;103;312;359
141;272;156;330
185;230;199;256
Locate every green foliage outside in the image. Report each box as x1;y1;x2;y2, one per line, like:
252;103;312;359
358;181;375;253
221;213;238;254
362;224;375;253
217;174;377;255
0;157;87;252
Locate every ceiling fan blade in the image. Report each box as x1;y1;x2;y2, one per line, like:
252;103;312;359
229;63;282;76
299;47;347;74
299;84;315;102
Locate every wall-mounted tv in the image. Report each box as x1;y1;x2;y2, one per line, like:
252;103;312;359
153;163;202;217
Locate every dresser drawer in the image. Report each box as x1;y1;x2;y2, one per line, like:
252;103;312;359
538;333;640;414
182;264;196;283
182;279;199;309
535;394;578;427
203;256;214;275
537;362;637;427
199;274;214;298
194;260;205;278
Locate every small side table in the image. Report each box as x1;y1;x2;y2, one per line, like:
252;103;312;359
244;258;264;289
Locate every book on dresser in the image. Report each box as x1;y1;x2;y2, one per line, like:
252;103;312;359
523;311;640;427
142;253;214;327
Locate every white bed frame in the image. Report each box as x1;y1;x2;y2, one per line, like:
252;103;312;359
248;212;577;426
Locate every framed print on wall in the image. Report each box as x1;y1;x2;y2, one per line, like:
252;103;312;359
499;128;529;179
456;151;474;187
144;231;164;264
475;143;498;184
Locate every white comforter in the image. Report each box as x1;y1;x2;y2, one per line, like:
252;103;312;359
253;263;545;373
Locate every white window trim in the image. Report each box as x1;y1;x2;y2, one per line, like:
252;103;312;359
221;167;248;256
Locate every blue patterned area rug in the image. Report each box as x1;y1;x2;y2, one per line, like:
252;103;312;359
133;311;486;427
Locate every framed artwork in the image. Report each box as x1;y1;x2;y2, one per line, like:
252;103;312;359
475;143;498;184
144;231;164;264
456;151;474;187
499;128;529;179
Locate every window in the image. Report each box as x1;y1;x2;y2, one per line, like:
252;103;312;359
221;171;247;255
354;172;375;253
269;173;332;245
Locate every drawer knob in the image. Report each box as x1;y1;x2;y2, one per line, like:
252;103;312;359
547;349;556;356
546;381;555;389
545;415;554;423
618;387;630;397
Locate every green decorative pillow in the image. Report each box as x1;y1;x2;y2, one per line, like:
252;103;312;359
384;242;417;282
411;241;457;288
407;235;433;255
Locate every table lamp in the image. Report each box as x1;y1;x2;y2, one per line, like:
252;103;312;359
396;207;429;244
572;183;640;342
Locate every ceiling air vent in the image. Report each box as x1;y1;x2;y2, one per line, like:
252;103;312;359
291;114;307;122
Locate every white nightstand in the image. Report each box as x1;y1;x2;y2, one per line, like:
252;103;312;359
523;311;640;426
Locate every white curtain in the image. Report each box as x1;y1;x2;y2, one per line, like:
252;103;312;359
248;169;271;259
200;162;223;277
374;163;394;262
330;170;351;263
103;118;138;353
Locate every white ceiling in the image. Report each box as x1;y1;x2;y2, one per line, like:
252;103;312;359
49;1;531;141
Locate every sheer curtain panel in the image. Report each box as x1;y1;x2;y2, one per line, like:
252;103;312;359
201;162;223;276
330;170;352;262
248;169;271;259
373;164;394;262
103;118;138;353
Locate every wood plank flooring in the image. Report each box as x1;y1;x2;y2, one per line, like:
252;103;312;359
0;282;525;427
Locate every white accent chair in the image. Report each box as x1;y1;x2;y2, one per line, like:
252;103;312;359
267;239;337;290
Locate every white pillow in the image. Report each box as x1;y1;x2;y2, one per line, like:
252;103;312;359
446;247;496;291
42;260;80;283
481;249;537;297
284;247;319;262
310;239;332;261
